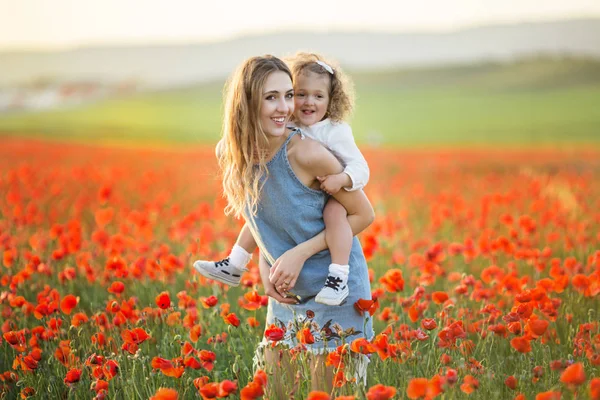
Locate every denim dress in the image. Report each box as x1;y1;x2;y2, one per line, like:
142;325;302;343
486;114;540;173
244;129;374;360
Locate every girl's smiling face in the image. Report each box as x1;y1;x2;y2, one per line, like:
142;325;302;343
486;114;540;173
293;70;330;127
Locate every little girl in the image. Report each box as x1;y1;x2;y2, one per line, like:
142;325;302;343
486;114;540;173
194;52;369;306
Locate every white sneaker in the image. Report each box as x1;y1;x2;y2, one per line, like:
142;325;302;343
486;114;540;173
192;257;245;287
315;274;349;306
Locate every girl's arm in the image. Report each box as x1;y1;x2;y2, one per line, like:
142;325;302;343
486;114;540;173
268;139;375;289
325;122;370;192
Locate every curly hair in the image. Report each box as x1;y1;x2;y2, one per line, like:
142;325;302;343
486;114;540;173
287;52;355;122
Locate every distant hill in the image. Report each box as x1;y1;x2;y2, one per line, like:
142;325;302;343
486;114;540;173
352;55;600;91
1;18;600;88
1;57;599;146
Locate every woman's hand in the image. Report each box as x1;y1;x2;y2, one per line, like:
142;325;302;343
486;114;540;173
259;252;297;305
269;246;308;292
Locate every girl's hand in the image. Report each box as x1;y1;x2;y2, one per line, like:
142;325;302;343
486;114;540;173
316;173;350;195
259;252;297;305
269;247;308;292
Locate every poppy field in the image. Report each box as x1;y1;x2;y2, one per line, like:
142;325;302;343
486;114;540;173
0;137;599;400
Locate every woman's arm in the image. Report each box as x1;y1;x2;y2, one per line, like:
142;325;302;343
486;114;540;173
269;140;375;289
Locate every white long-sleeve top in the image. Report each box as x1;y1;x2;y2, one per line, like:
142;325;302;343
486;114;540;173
295;119;369;191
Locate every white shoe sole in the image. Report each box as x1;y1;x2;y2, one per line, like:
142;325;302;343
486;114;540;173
193;261;241;287
315;287;349;306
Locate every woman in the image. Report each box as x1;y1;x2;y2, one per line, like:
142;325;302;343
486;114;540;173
218;55;375;396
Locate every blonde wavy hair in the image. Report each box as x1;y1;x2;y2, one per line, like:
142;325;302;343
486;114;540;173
218;55;293;218
287;52;355;122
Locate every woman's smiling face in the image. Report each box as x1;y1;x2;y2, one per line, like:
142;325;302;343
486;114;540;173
293;70;330;127
259;71;295;138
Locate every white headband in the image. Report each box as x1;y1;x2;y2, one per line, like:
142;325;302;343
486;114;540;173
315;60;334;75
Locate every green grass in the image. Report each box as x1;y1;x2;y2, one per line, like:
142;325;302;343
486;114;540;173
1;56;600;146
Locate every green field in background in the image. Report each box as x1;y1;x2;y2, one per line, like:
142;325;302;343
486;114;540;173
1;57;600;146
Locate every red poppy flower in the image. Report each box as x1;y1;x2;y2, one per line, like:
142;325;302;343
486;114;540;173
122;328;151;345
190;325;202;343
535;391;561;400
150;388;178;400
70;312;89;327
440;353;452;365
488;324;508;338
92;380;109;394
431;291;449;304
20;387;36;398
200;295;218;308
460;375;479;394
297;328;315;345
240;381;264;400
379;269;404;293
247;317;260;328
102;359;119;380
199;350;216;371
95;207;114;229
590;378;600;399
307;391;331;400
510;336;532;353
3;331;26;352
240;290;263;311
421;318;437;330
446;368;458;385
218;380;237;397
264;324;285;342
108;281;125;295
527;319;549;338
152;357;173;370
354;298;380;316
407;378;428;399
350;338;376;355
22;355;39;371
63;368;82;385
183;356;201;370
505;375;518;390
560;362;586;386
224;313;240;327
156;292;171;309
366;383;397;400
199;382;219;400
60;294;78;315
92;332;106;348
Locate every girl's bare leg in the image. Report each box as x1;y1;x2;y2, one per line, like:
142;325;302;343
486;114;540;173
236;223;258;254
323;198;352;265
315;197;353;305
192;223;257;286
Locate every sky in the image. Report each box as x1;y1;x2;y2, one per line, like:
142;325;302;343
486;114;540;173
1;0;599;51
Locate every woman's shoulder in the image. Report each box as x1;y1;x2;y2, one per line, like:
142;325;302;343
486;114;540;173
288;134;341;176
288;134;327;164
